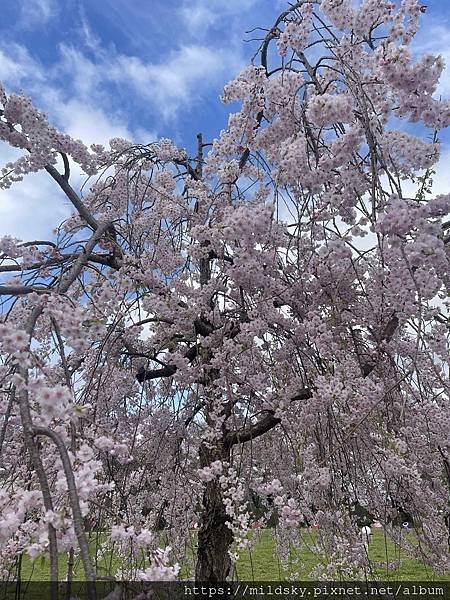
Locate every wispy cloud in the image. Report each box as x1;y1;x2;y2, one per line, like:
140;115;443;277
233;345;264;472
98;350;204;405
1;34;244;126
0;40;156;143
52;34;245;122
107;45;244;120
0;45;43;87
18;0;59;29
1;0;261;239
180;0;259;36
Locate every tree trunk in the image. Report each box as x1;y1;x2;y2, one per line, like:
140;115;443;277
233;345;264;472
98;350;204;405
195;444;233;581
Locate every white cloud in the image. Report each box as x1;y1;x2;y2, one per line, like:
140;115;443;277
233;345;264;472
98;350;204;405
1;0;251;125
59;101;141;147
180;0;259;35
41;93;134;147
432;149;450;196
108;45;244;120
0;35;244;125
51;40;244;122
0;146;71;240
0;40;157;145
181;4;217;33
0;0;245;240
19;0;59;29
34;39;245;122
0;45;43;87
55;45;102;101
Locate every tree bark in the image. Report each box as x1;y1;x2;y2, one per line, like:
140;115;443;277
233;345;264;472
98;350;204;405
195;444;233;581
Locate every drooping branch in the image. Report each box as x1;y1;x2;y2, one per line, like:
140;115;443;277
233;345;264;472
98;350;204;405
136;364;177;382
135;316;242;384
17;306;59;591
32;425;97;587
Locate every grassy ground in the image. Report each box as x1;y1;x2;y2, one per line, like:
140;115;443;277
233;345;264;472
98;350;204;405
10;529;449;582
235;529;448;581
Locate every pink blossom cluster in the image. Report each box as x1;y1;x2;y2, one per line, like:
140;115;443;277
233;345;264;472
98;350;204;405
0;235;24;258
277;4;313;57
321;0;355;30
219;467;252;555
110;524;154;548
135;548;180;581
94;436;131;464
306;93;354;128
375;44;450;129
33;384;72;423
390;0;422;43
353;0;395;37
258;478;284;496
280;498;303;528
0;323;28;354
0;86;97;188
381;130;439;175
110;527;179;581
197;460;224;482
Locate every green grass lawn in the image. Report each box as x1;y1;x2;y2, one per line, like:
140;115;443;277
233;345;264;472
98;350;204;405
9;529;450;582
235;529;449;581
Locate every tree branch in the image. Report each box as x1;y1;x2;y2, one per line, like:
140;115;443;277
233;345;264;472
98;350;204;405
32;425;97;586
225;387;312;446
45;164;99;230
136;344;198;383
0;284;49;295
226;314;401;447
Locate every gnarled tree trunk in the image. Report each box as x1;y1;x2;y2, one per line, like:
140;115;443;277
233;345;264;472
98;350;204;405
195;443;233;581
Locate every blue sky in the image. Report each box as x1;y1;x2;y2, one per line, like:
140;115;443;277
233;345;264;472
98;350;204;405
0;0;281;147
1;0;450;240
